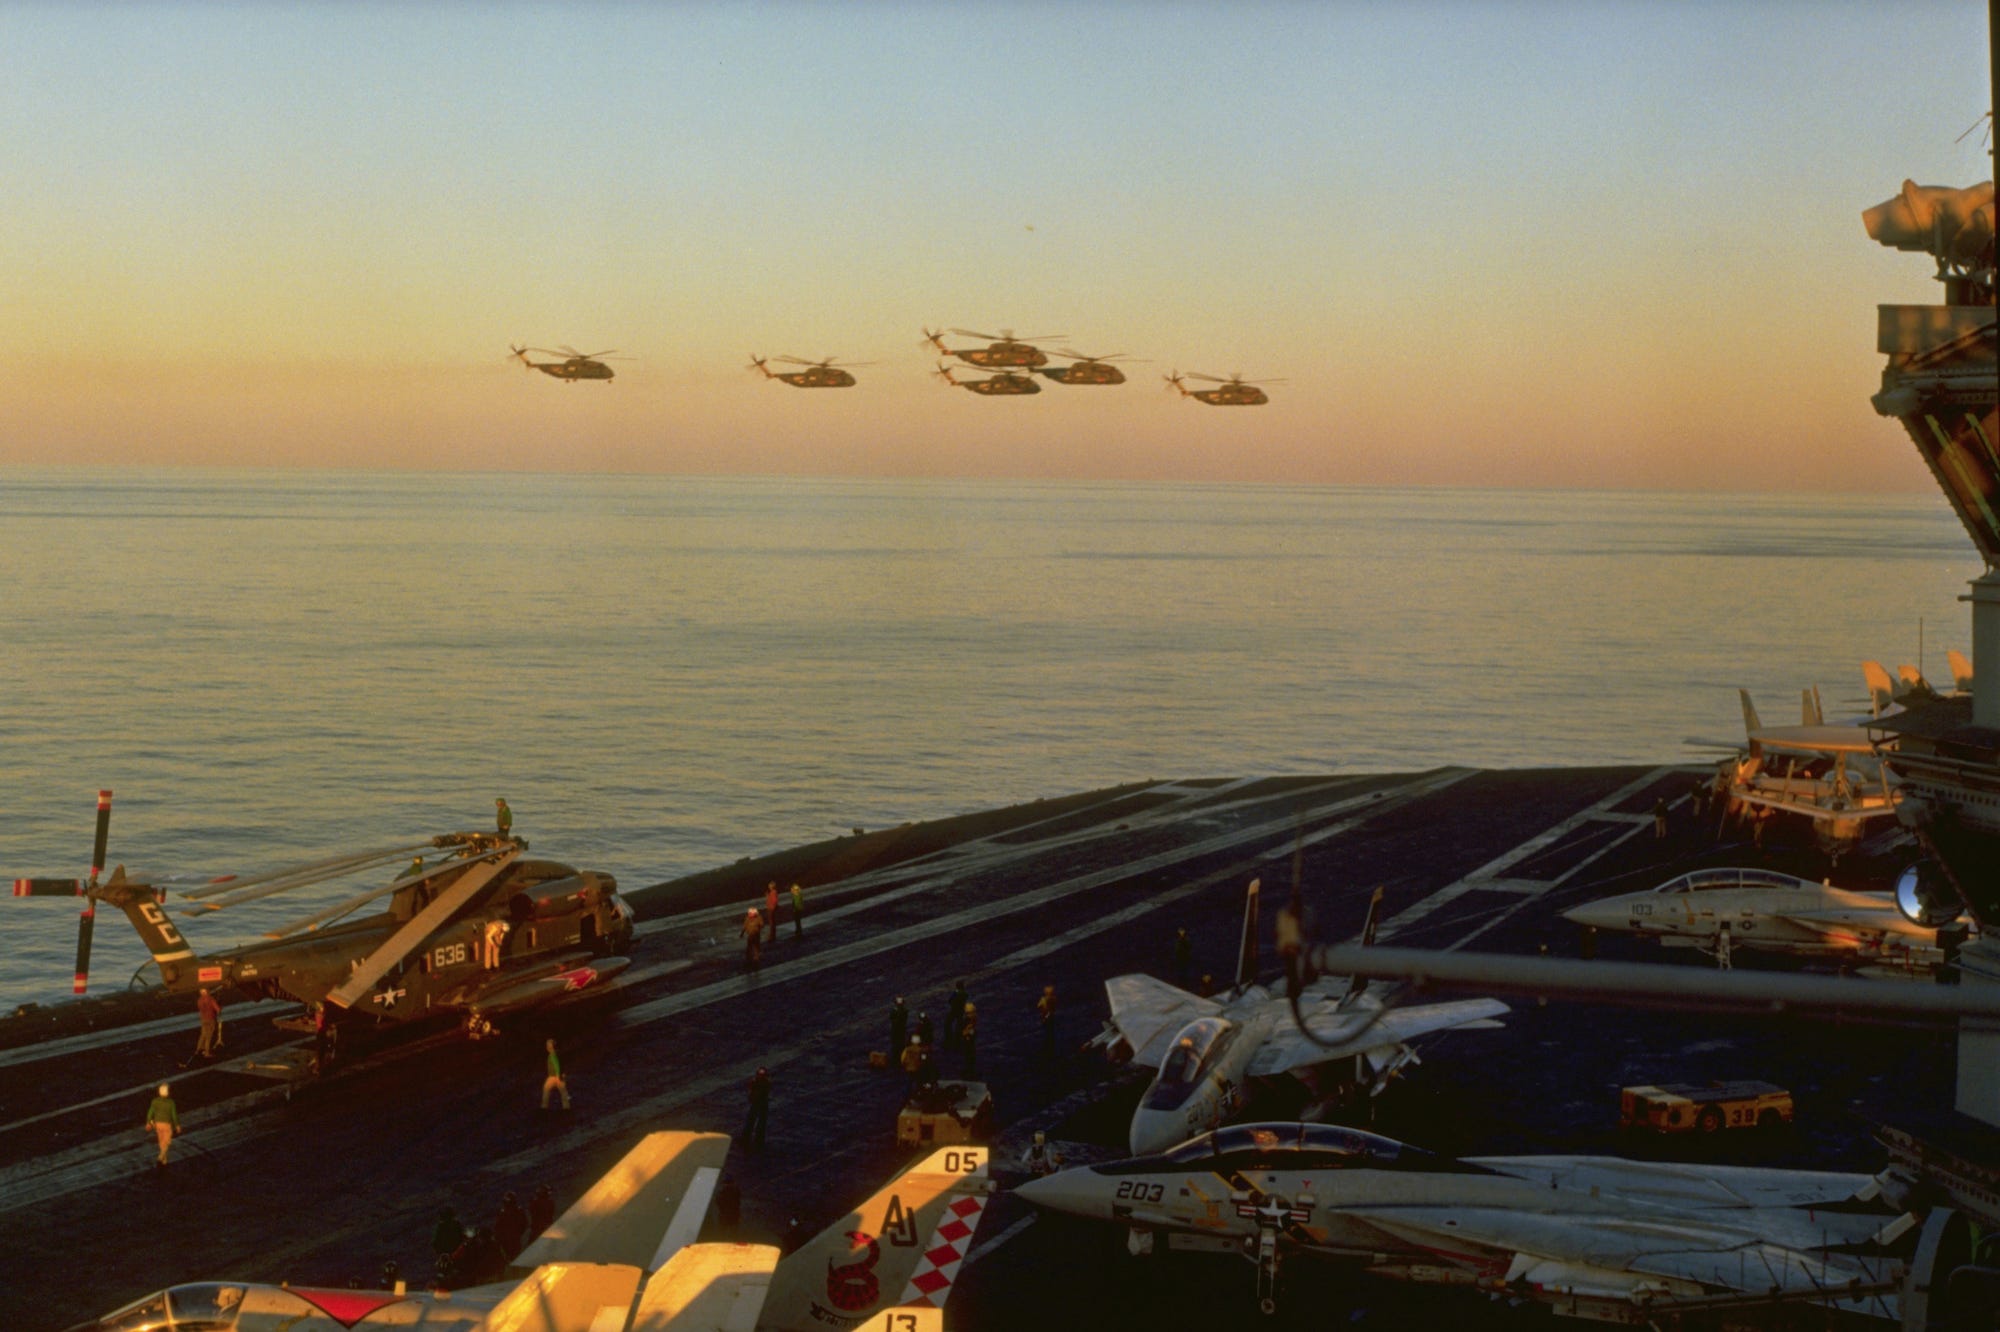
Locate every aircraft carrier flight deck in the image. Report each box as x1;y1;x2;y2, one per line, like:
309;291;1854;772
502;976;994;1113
0;765;1957;1331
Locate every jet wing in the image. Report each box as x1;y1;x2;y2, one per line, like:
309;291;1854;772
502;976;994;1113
1246;997;1508;1078
1351;1205;1894;1303
629;1242;779;1332
511;1131;730;1273
1104;974;1221;1069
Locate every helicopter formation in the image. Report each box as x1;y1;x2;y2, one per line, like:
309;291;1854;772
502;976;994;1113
522;328;1277;404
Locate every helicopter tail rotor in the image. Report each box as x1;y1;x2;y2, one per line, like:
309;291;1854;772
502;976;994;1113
748;355;771;377
10;791;114;992
921;328;950;354
932;361;960;387
1163;371;1189;396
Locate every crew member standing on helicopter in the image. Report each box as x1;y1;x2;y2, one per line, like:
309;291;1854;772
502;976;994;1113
495;798;513;839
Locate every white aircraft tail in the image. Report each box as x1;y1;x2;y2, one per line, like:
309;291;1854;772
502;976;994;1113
1738;689;1763;736
1235;877;1261;992
1342;886;1385;1005
511;1131;730;1273
1861;661;1897;718
756;1146;994;1332
1801;687;1824;727
1949;648;1974;693
1898;663;1931;696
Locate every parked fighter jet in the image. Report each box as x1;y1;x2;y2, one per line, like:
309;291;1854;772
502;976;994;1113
1694;689;1899;855
1095;882;1506;1154
1562;865;1969;971
71;1134;991;1332
1015;1121;1912;1321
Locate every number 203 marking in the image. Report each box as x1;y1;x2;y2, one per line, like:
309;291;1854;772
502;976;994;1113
1115;1181;1164;1203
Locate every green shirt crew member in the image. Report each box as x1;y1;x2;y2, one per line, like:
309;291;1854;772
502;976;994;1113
790;883;805;937
541;1038;570;1109
495;798;513;838
145;1085;180;1166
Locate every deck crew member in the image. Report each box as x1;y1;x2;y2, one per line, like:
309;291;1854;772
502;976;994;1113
495;797;513;838
764;883;780;942
960;1002;978;1077
541;1038;570;1110
790;882;804;937
144;1084;179;1167
195;986;221;1060
743;907;764;971
945;980;968;1050
744;1066;771;1150
889;996;908;1054
1037;984;1058;1057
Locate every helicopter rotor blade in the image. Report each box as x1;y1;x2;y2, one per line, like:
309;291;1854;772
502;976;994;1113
71;789;112;992
264;879;407;938
949;329;1001;341
178;841;434;903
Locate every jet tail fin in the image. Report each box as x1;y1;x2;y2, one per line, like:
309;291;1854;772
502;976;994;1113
1342;886;1385;1005
1235;877;1261;992
1801;687;1824;727
757;1146;994;1332
1862;661;1896;717
1949;648;1974;693
1738;689;1762;736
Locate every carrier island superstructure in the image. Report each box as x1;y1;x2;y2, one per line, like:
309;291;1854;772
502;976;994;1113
1862;168;1999;1149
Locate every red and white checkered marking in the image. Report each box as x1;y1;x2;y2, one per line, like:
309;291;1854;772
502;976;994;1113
897;1193;988;1306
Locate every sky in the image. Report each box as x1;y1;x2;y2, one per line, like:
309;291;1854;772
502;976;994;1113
0;1;1990;487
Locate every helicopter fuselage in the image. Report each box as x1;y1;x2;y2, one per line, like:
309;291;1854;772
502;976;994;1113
1036;362;1125;385
953;344;1049;369
531;359;614;381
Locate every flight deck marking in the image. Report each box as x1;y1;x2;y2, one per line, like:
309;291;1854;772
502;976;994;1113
613;770;1473;1030
1374;767;1683;944
0;999;295;1070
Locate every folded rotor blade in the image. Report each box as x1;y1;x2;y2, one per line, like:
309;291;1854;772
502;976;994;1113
263;879;407;938
179;841;434;902
326;848;517;1009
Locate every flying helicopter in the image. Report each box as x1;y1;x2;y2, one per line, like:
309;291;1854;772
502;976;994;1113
1034;349;1140;385
748;355;873;388
934;362;1041;396
10;792;634;1042
922;327;1064;369
509;345;625;382
1165;370;1281;406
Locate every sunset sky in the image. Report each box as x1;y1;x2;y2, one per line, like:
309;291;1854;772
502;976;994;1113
1;1;1989;487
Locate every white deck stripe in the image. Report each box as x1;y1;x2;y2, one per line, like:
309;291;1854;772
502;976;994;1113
1374;767;1681;943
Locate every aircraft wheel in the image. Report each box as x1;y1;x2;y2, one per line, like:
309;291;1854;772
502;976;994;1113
1258;1297;1276;1316
1697;1106;1724;1134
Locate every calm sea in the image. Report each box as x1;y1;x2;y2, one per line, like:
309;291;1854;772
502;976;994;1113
0;469;1978;1008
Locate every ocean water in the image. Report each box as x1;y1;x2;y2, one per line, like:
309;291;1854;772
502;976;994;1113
0;469;1979;1008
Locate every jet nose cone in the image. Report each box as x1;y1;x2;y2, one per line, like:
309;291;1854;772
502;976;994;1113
1562;896;1632;930
1014;1169;1107;1219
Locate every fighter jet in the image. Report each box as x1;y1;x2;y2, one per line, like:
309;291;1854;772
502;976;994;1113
1015;1121;1913;1321
1097;882;1507;1154
1695;688;1899;855
1562;865;1970;971
69;1135;991;1332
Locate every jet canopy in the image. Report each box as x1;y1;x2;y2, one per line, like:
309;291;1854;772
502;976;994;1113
1141;1015;1238;1111
1653;867;1812;895
1118;1122;1486;1176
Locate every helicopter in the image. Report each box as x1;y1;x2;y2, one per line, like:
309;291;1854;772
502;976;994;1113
922;327;1064;369
10;792;635;1041
748;355;873;388
510;345;624;382
1034;349;1140;385
934;362;1041;396
1165;370;1281;406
